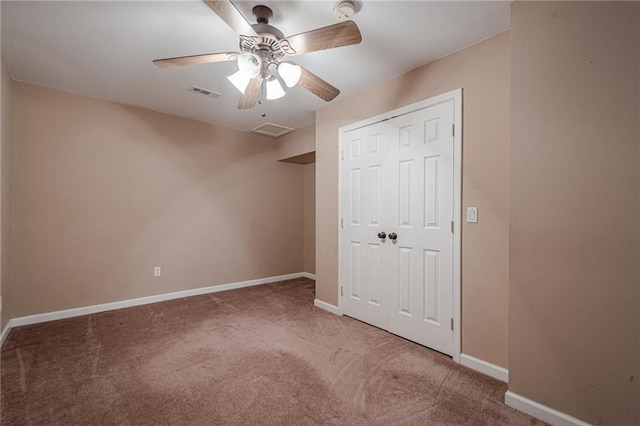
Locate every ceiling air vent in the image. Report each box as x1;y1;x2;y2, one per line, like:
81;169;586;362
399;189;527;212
251;122;294;138
189;85;221;99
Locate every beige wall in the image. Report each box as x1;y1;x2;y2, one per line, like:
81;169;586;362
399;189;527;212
303;163;315;274
276;123;315;162
1;56;13;330
277;123;316;274
10;82;305;318
510;2;639;424
316;32;510;367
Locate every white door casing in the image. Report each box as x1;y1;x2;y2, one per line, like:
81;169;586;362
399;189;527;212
339;89;462;360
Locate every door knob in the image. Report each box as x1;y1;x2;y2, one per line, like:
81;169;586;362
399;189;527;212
377;232;386;239
388;232;397;241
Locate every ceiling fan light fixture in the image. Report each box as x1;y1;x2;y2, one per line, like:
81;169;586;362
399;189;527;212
266;77;286;100
278;62;302;88
237;52;261;78
227;70;251;94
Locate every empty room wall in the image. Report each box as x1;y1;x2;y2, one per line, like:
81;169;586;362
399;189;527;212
316;32;511;368
276;124;316;274
10;82;305;318
510;2;639;424
277;123;315;161
304;163;315;274
1;56;13;330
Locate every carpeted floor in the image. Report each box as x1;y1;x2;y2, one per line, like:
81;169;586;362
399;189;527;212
1;278;544;425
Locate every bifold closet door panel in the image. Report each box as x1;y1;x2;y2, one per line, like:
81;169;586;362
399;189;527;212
340;121;395;330
386;101;455;356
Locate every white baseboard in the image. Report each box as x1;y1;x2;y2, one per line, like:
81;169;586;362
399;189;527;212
9;272;309;329
313;299;342;315
460;353;509;383
1;319;12;347
300;272;316;280
505;391;591;426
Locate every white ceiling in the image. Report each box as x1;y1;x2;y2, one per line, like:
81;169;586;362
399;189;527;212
1;1;510;132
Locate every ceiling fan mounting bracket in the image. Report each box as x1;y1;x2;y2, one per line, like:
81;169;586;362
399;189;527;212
252;5;273;24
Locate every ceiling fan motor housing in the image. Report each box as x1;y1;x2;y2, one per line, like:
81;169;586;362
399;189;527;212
244;26;285;57
240;7;286;64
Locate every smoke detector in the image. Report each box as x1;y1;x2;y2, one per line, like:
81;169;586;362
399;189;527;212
333;0;360;21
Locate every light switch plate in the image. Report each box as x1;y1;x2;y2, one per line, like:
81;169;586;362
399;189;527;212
153;266;161;277
467;207;478;223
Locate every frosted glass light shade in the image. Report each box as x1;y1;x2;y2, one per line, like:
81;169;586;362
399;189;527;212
227;70;250;93
237;53;261;78
266;77;285;100
278;62;302;88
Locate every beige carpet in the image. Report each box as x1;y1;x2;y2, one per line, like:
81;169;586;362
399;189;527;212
2;278;544;425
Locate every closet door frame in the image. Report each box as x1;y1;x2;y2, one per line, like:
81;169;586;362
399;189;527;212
337;88;462;363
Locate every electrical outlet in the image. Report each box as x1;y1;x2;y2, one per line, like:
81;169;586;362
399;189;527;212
153;266;161;277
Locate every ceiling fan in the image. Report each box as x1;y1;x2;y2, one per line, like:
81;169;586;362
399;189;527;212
153;1;363;109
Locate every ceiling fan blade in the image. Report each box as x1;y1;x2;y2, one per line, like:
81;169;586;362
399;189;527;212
203;1;258;37
281;21;362;56
153;52;238;68
238;76;263;109
298;66;340;102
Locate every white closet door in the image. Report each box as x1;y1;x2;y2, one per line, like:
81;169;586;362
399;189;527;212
340;99;456;357
386;100;455;356
340;121;394;330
